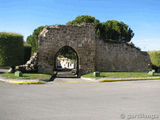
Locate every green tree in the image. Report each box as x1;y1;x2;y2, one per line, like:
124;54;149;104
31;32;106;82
67;15;100;25
26;26;45;53
148;51;160;68
101;20;134;42
67;15;101;35
56;46;77;60
67;15;134;42
0;32;24;70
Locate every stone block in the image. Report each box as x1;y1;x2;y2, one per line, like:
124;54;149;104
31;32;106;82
148;71;155;76
93;71;100;77
15;71;23;77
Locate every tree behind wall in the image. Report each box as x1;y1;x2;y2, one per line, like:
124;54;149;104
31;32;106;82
26;15;135;54
67;15;134;43
101;20;134;42
26;26;44;53
0;32;24;68
67;15;101;36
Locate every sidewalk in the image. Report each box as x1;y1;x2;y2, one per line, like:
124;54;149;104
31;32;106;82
0;75;46;84
0;68;46;84
0;74;160;84
0;74;93;84
0;68;92;84
0;68;160;84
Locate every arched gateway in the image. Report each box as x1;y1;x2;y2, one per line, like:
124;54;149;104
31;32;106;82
38;24;96;76
54;46;79;76
37;24;151;76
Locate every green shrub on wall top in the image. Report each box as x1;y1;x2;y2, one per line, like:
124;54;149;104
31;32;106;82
0;32;24;67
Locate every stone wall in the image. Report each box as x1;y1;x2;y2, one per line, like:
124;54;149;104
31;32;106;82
95;37;151;72
37;23;151;75
38;24;96;75
15;53;38;73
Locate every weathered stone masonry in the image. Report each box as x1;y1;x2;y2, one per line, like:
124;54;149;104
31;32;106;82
37;24;151;75
38;24;96;75
95;39;151;72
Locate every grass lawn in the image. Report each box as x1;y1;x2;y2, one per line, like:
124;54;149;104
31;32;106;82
1;73;51;80
82;72;160;78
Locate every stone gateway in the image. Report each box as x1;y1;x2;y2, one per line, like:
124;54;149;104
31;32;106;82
38;24;151;76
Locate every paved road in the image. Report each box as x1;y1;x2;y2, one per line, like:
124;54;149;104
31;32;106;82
56;71;77;78
0;80;160;120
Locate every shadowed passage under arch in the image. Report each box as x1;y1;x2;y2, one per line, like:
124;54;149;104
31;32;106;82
53;46;79;78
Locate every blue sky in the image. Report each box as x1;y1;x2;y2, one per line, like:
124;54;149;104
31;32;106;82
0;0;160;51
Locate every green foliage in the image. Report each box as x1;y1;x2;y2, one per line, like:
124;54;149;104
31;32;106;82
67;15;134;43
67;15;101;35
26;26;45;53
101;20;134;42
24;44;31;64
148;51;160;67
71;69;77;74
2;73;51;79
67;15;100;25
56;46;77;60
0;32;24;67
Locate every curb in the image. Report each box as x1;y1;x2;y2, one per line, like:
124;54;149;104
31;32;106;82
0;76;46;84
11;80;45;84
98;77;160;82
81;77;96;81
81;76;160;82
0;77;93;84
46;81;94;84
1;76;160;84
0;79;93;84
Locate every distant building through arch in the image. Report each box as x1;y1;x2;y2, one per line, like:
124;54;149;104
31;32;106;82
54;46;79;75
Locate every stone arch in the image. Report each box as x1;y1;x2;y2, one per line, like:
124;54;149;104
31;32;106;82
38;24;96;75
53;45;79;76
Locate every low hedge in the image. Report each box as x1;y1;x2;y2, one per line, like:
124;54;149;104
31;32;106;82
0;32;24;67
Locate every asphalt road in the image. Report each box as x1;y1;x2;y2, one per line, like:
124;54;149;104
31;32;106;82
0;80;160;120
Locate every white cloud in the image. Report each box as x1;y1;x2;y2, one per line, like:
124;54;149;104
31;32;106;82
133;38;160;51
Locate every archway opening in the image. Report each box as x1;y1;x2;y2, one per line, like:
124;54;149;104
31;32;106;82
54;46;79;78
